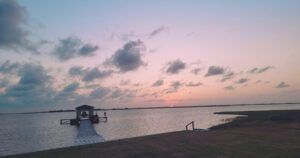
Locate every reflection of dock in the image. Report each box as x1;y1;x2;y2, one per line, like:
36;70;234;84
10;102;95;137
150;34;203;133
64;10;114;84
59;105;107;145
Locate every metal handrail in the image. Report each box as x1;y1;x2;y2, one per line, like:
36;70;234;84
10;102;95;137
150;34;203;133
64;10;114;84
185;121;195;130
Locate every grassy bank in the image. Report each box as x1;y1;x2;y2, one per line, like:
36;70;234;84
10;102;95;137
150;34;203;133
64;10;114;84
5;110;300;158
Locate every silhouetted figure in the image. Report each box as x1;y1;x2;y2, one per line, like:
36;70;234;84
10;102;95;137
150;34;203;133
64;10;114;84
82;111;88;118
104;112;107;117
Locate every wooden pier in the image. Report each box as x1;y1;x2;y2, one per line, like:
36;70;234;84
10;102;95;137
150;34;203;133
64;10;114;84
75;119;104;145
59;105;108;145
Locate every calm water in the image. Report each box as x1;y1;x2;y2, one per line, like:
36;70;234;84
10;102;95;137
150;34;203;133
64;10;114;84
0;104;300;156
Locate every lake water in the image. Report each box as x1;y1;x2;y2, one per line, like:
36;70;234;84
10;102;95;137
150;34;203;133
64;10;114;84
0;104;300;156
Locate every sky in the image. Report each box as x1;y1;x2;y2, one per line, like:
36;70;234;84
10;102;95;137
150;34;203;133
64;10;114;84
0;0;300;112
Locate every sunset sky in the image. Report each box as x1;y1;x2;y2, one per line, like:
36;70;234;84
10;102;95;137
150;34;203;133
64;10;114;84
0;0;300;112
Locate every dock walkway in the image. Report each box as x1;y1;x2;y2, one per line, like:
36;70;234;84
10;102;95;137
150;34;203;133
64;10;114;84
75;119;104;145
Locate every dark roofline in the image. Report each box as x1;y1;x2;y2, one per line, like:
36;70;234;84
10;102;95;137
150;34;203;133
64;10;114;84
76;105;94;109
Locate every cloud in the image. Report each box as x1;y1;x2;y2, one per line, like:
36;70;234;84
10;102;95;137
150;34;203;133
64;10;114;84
139;92;158;98
149;26;168;37
165;81;182;93
109;87;136;100
133;83;141;87
235;78;250;84
119;31;138;41
0;63;56;106
152;79;164;87
190;68;201;75
0;0;44;53
185;81;202;87
82;68;112;82
248;66;273;74
52;37;99;61
62;82;79;93
17;63;52;86
0;60;21;74
224;85;235;91
0;0;28;48
0;63;114;106
68;66;113;82
68;66;84;76
90;87;110;99
165;59;186;74
120;80;131;86
0;78;9;88
78;44;99;56
276;82;290;88
221;72;235;82
205;66;225;77
105;40;146;73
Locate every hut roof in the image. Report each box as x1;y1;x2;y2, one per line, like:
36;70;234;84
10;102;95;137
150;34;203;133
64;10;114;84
76;105;94;110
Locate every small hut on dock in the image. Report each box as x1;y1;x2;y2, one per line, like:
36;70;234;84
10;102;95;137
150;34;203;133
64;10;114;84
76;105;99;124
60;104;107;125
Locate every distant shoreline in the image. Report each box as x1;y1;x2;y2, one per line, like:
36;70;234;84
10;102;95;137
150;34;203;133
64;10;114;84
1;102;299;115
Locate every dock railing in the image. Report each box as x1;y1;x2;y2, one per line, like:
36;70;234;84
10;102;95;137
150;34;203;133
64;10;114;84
185;121;195;131
60;119;71;125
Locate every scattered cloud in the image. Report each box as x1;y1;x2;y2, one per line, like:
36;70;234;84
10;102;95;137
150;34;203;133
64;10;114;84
62;82;79;93
276;82;290;88
0;62;130;106
221;72;235;82
0;60;21;74
235;78;250;84
139;92;158;98
82;68;112;82
120;80;131;86
185;81;202;87
165;59;186;74
255;80;270;84
224;85;235;91
109;87;136;100
185;32;196;37
133;83;141;87
148;48;158;53
190;68;201;75
68;66;113;82
105;40;146;73
149;26;168;37
52;37;99;61
119;31;138;41
0;78;10;88
78;44;99;56
165;81;182;93
68;66;84;76
89;87;110;99
205;66;225;77
248;66;273;74
152;79;164;87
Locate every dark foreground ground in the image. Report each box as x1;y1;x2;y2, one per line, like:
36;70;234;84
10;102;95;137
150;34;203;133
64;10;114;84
5;110;300;158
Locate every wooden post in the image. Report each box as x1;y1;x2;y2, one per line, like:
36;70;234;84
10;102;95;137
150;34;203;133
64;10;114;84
192;121;194;130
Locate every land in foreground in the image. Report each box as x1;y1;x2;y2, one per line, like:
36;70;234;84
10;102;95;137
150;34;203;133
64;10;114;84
5;110;300;158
